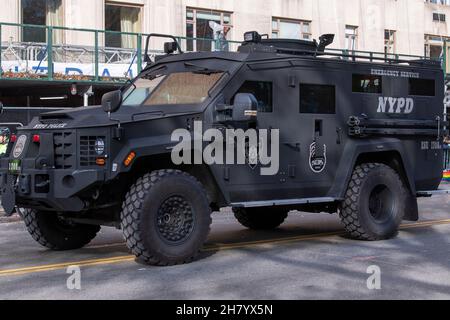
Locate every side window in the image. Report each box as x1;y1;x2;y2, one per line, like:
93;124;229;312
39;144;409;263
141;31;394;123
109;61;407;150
234;81;273;113
300;84;336;114
409;78;435;96
352;74;382;94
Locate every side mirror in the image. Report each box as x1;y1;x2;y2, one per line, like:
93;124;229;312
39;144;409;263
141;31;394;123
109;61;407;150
232;93;258;122
101;90;122;114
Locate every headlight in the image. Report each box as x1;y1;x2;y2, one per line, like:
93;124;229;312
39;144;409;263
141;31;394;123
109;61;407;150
94;138;105;155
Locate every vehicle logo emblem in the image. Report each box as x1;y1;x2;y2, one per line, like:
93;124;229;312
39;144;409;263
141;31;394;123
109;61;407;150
245;141;261;170
309;142;327;174
13;135;27;159
94;138;105;155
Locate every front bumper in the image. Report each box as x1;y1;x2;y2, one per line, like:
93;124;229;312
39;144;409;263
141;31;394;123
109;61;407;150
0;165;106;214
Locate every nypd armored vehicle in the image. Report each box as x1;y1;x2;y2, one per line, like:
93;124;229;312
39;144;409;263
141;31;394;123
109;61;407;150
0;32;446;265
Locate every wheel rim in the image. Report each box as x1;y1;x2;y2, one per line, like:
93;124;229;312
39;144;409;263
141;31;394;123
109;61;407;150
156;196;195;245
368;184;395;223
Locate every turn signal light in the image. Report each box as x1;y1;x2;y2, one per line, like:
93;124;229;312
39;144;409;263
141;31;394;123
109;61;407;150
96;158;106;166
32;135;41;143
10;135;17;143
124;151;136;167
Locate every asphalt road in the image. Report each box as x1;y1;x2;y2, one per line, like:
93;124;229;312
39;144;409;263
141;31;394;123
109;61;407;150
0;195;450;300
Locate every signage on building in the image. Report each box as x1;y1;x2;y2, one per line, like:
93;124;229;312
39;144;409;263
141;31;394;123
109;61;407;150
1;61;138;79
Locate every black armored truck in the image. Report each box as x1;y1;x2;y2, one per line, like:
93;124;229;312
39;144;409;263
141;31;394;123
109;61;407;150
0;32;446;265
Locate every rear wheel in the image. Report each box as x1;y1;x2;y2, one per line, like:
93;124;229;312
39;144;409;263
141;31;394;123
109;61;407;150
22;209;100;250
339;163;407;241
233;207;289;230
121;170;212;266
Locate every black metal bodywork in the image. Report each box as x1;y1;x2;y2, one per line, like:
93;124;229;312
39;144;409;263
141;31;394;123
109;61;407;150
0;34;445;224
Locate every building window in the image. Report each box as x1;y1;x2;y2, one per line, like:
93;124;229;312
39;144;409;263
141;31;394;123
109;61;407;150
105;3;142;48
352;74;382;94
345;25;358;51
433;12;446;22
272;18;311;40
300;84;336;114
234;81;273;113
384;30;396;55
424;34;449;59
21;0;63;43
426;0;450;5
186;8;232;52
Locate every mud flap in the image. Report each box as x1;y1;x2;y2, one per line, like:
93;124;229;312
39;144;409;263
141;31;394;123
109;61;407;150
404;194;419;222
1;184;16;216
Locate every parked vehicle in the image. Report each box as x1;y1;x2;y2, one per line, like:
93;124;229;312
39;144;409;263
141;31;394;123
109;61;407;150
0;32;446;265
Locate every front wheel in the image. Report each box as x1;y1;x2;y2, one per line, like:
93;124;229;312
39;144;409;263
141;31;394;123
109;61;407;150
339;163;407;241
23;209;100;250
121;170;212;266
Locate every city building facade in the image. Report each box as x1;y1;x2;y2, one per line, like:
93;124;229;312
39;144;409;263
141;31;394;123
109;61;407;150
1;0;450;57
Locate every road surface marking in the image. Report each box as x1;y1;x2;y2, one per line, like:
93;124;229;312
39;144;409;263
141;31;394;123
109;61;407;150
1;219;450;277
0;256;135;277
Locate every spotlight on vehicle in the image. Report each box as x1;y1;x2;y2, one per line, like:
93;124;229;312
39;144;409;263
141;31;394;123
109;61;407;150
244;31;262;43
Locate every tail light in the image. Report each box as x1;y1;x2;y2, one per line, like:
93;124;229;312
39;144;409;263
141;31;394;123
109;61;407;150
32;135;41;143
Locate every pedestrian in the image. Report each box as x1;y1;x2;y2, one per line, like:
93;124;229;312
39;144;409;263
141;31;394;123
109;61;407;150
0;127;10;156
209;21;232;52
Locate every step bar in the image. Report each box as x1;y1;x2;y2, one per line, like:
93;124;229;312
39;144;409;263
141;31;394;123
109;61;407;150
417;189;450;197
232;190;450;208
231;197;339;208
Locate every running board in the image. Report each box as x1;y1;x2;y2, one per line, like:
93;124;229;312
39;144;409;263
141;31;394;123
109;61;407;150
231;197;339;208
417;189;450;197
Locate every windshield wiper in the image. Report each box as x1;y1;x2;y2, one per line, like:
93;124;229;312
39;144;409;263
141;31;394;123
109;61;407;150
121;79;137;102
120;79;135;92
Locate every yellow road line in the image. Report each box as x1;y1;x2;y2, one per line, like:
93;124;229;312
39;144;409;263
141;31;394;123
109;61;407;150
1;219;450;277
0;256;135;277
203;230;344;251
401;219;450;229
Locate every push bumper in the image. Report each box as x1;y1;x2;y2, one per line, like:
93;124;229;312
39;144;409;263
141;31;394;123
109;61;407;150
0;167;106;215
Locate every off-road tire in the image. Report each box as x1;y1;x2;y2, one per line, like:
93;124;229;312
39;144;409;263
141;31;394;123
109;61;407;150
22;209;100;250
233;207;289;230
340;163;407;241
121;170;212;266
16;207;26;218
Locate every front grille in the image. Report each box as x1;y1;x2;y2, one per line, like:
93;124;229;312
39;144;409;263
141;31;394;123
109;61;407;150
54;131;75;169
80;136;105;167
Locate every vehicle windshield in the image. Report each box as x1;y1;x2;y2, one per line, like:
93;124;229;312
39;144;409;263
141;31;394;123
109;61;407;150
122;71;224;106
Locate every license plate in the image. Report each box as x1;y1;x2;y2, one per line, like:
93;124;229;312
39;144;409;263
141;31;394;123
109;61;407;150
8;159;21;174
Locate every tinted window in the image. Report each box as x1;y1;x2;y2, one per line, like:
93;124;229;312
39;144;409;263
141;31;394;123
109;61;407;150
409;78;435;96
234;81;273;113
352;74;382;94
144;72;224;105
300;84;335;114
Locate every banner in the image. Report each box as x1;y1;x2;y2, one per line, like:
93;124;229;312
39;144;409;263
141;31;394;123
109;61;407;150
1;60;138;79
